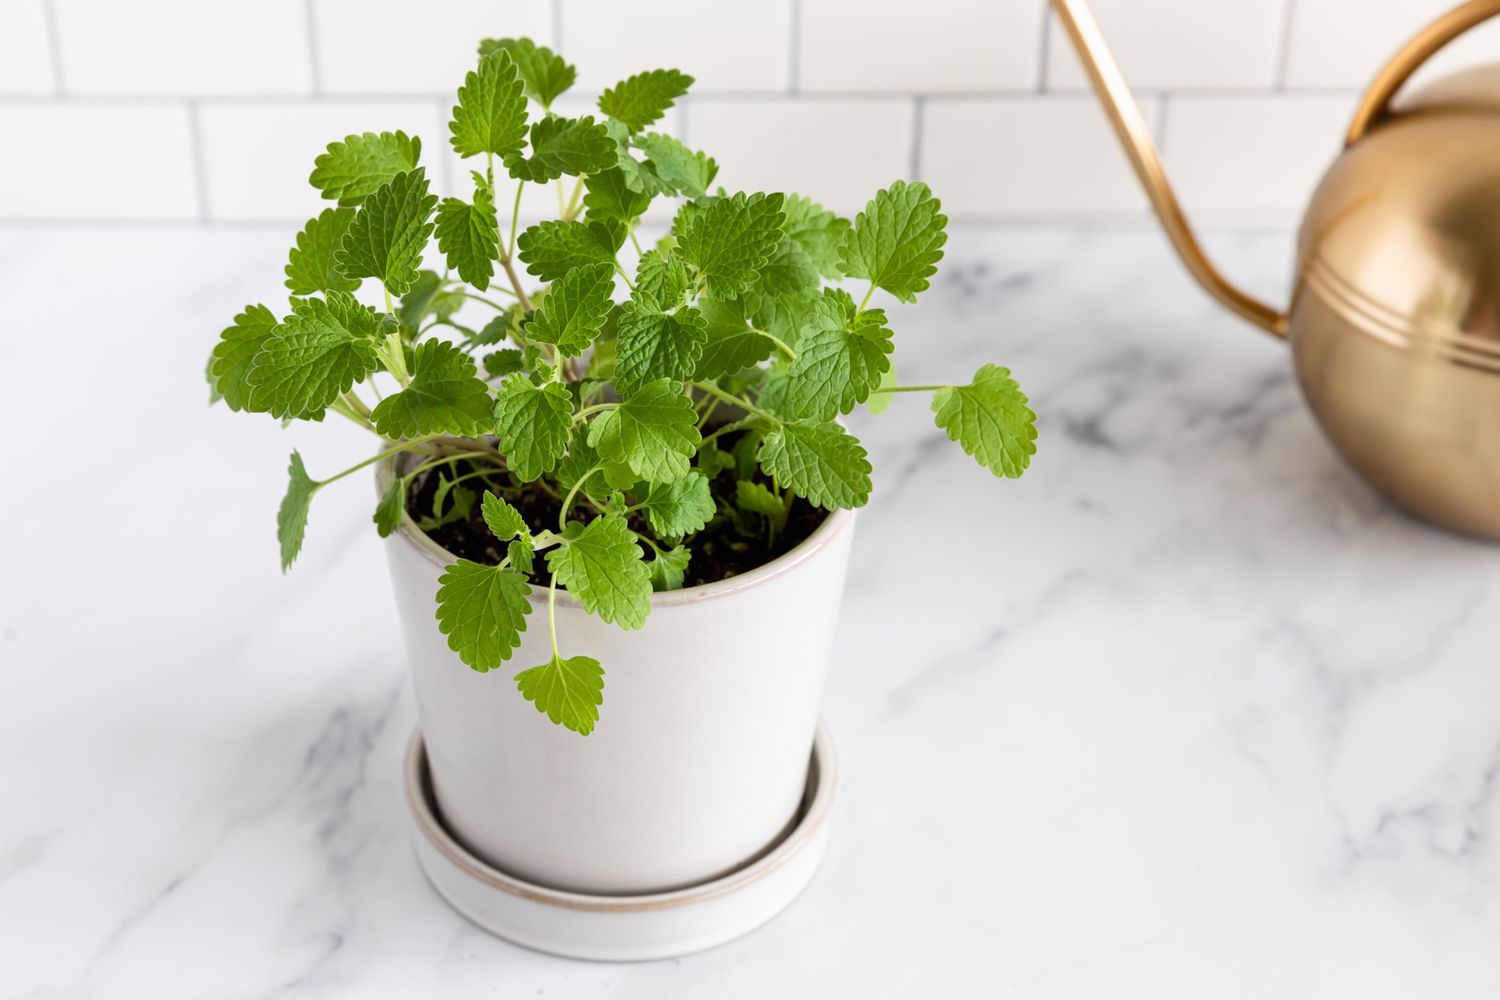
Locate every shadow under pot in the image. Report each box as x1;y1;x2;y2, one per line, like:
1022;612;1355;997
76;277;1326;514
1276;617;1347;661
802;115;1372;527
377;451;857;897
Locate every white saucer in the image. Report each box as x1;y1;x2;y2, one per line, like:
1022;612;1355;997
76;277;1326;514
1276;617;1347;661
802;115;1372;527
403;722;837;961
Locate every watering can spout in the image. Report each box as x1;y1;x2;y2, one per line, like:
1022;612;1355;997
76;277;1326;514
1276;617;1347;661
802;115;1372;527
1048;0;1290;337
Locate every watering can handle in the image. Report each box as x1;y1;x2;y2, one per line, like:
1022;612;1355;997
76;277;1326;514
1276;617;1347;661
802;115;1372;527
1346;0;1500;144
1049;0;1289;337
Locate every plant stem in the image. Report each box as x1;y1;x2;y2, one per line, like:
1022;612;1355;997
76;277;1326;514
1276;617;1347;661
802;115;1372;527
752;327;796;360
628;227;644;255
690;381;781;425
318;435;442;488
558;464;604;529
563;176;585;220
546;570;560;659
462;290;516;309
572;402;619;424
434;465;511;492
614;262;636;292
556;178;566;216
857;283;876;313
327;397;379;436
507;182;524;261
501;255;532;311
869;384;948;394
404;450;502;482
695;396;721;429
697;420;753;448
339;390;373;419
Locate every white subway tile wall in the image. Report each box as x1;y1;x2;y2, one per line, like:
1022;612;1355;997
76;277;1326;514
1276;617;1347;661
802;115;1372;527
0;0;55;94
52;0;312;95
0;104;198;219
799;0;1043;92
0;0;1495;226
923;96;1161;218
686;99;913;215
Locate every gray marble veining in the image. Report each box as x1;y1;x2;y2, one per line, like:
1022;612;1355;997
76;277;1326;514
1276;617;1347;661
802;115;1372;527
2;225;1498;998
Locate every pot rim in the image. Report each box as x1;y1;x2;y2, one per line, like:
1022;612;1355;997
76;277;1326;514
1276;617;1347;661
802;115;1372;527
375;451;857;609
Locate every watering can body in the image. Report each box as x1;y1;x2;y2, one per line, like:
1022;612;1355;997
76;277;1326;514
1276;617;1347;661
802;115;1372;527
1054;0;1500;539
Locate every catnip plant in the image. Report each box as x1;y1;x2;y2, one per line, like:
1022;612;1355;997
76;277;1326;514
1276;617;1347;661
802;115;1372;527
209;38;1038;735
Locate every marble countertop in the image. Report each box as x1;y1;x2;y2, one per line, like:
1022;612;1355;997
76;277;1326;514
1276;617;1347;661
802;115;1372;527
3;224;1499;999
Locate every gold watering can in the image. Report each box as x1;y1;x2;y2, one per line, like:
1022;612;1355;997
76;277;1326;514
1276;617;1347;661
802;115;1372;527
1054;0;1500;540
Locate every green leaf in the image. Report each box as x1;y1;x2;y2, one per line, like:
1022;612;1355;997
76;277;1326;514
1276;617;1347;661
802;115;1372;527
599;69;693;132
749;288;818;351
434;183;500;290
788;291;894;419
693;297;774;379
639;472;715;536
634;250;688;311
676;192;786;298
419;481;476;532
481;490;528;541
371;340;494;438
206;355;223;406
646;544;691;592
637;133;717;199
449;50;528;159
603;118;672;197
546;514;651;629
555;438;630;503
735;479;784;519
335;166;439;296
211;304;280;413
479;38;576;108
516;218;625;281
782;194;848;279
278;451;318;571
583;167;652;223
839;180;947;304
508;535;536;576
493;375;573;481
309;130;422;207
586;379;700;484
397;270;462;331
747;235;819;304
374;476;405;538
756;358;793;417
526;261;615;356
514;652;604;735
758;420;872;510
435;560;534;672
615;301;706;394
504;115;615;182
932;364;1037;479
285;208;360;295
475;304;525;346
247;293;381;419
483;348;525;377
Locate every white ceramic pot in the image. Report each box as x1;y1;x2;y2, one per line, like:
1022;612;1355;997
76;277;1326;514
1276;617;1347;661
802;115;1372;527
378;457;856;895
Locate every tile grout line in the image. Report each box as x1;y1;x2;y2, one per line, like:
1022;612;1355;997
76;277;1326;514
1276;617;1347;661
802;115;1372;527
186;98;212;224
41;0;65;94
1035;2;1053;93
787;0;801;94
435;97;455;194
0;86;1369;108
1154;93;1171;156
1273;0;1299;90
304;0;324;96
909;96;925;181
